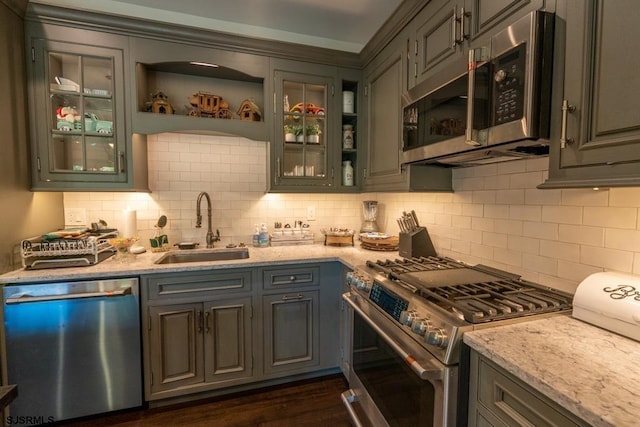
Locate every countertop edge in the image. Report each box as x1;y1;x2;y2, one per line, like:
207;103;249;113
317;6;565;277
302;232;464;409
0;245;372;284
464;316;640;427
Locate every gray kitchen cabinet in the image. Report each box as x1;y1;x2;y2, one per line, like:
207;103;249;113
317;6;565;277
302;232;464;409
143;270;254;400
142;262;342;402
261;263;342;377
130;37;268;141
25;22;148;191
410;0;547;87
540;0;640;188
262;290;320;375
362;26;452;192
269;59;338;191
468;349;589;426
148;303;204;393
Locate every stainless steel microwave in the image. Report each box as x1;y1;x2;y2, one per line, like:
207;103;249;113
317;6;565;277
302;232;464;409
402;11;554;166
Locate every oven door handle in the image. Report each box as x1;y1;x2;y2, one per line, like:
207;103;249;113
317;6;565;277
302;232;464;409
340;389;364;427
343;294;444;381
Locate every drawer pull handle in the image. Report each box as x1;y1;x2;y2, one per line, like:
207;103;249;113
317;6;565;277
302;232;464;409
289;275;296;281
282;294;304;301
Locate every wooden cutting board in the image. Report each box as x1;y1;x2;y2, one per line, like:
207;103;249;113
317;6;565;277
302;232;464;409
360;235;399;251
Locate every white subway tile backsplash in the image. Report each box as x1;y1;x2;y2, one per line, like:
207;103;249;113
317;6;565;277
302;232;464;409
539;240;580;262
581;246;634;272
558;224;604;247
583;206;637;229
63;133;640;294
541;206;583;225
523;221;558;241
496;189;525;205
561;188;609;206
605;228;640;252
609;187;640;207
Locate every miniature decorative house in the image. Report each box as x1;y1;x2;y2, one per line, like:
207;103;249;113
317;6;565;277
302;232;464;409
237;99;262;121
149;91;174;114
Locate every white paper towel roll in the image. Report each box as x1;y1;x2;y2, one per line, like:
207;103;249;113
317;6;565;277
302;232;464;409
122;209;137;237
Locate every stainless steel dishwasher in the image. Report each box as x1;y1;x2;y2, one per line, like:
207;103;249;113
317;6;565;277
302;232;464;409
2;277;142;424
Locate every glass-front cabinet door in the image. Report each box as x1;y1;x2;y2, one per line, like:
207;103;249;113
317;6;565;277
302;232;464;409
29;37;128;188
273;69;334;190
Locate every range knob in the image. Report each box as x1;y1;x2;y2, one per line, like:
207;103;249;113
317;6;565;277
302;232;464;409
410;318;432;336
399;309;418;326
346;272;372;291
494;68;507;83
426;328;448;348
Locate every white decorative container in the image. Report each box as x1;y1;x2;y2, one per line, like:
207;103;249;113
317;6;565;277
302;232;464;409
342;160;354;186
342;91;354;113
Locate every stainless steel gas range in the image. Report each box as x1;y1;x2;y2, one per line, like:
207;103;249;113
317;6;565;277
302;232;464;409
340;255;572;427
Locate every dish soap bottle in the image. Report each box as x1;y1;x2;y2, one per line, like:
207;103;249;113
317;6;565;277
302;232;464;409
252;224;260;247
259;223;269;247
342;160;354;186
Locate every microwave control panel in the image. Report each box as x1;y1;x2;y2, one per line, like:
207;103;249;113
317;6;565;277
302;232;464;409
492;43;526;125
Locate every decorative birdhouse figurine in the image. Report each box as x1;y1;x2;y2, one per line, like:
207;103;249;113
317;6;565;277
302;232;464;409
237;99;262;121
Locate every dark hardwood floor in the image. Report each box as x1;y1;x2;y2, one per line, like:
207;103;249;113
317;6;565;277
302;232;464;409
59;374;352;427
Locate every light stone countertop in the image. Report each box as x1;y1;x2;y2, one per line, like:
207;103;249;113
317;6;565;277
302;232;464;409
464;315;640;427
0;244;379;283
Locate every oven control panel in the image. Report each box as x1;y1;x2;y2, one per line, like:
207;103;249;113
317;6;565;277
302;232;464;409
369;282;409;322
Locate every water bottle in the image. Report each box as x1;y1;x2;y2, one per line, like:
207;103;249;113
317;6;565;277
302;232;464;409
252;224;260;247
259;223;269;247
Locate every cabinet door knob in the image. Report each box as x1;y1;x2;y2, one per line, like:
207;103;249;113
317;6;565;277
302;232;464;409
290;275;296;282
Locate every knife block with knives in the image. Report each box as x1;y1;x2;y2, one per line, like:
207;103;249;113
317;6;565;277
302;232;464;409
397;211;437;259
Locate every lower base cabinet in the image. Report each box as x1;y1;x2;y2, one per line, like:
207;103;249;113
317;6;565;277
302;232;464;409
263;290;319;375
148;296;253;395
142;262;343;403
468;350;589;426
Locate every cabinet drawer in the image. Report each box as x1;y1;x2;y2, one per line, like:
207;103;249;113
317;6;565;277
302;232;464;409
476;356;584;427
262;265;320;290
146;270;252;300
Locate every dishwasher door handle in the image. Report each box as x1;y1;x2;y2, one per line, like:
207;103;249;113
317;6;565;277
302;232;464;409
5;286;133;304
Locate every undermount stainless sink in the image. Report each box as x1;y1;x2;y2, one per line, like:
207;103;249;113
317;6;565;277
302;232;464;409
154;247;249;264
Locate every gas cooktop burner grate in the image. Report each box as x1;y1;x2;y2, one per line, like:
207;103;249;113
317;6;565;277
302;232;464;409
366;256;466;275
364;256;572;324
419;279;572;323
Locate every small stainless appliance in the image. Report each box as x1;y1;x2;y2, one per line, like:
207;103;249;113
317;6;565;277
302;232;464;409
341;256;571;426
402;11;554;166
361;200;379;233
3;278;142;424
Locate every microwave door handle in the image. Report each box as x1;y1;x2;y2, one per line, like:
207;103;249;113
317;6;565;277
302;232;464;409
343;293;444;381
465;49;481;147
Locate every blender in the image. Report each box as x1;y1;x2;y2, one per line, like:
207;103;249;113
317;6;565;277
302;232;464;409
361;201;379;233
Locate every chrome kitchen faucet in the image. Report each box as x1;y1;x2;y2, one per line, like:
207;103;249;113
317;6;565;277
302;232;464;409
196;191;220;248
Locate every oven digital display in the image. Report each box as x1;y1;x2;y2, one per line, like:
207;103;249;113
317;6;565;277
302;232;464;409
369;283;408;322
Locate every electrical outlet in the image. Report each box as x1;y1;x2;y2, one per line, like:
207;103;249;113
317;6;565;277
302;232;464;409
307;206;316;221
65;208;87;226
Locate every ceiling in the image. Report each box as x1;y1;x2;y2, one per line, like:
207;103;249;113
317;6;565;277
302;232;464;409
30;0;404;52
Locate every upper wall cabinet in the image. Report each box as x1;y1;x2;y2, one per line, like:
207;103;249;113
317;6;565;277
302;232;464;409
130;37;268;141
269;59;345;192
26;23;148;191
540;0;640;188
410;0;547;88
362;26;452;192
